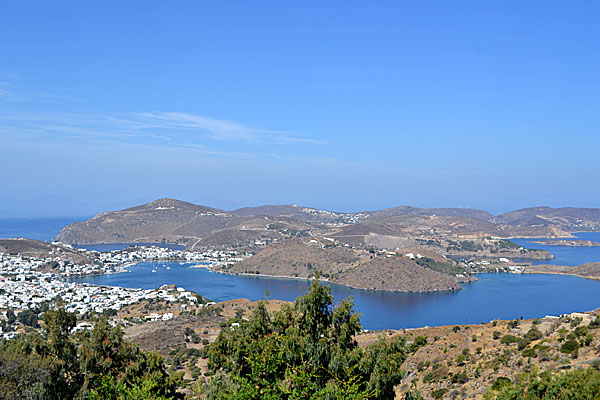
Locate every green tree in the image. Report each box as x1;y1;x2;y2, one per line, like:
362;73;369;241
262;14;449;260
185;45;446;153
0;307;182;400
206;278;408;400
17;309;39;328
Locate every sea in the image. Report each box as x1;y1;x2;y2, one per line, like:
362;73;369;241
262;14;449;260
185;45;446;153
3;218;600;330
511;232;600;266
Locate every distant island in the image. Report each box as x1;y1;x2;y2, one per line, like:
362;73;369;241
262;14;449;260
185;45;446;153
530;239;600;247
44;198;600;292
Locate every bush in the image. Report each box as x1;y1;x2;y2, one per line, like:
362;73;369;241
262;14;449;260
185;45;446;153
410;335;428;352
524;328;543;341
522;348;536;358
485;369;600;399
500;335;519;345
452;372;468;384
491;376;512;391
517;338;531;351
575;325;589;338
16;309;39;328
560;339;579;354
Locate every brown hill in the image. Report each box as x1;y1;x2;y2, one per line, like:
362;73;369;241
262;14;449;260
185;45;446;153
227;238;360;277
225;238;462;293
526;262;600;280
232;204;366;226
337;256;461;292
54;198;312;249
54;199;600;252
231;204;304;217
368;206;494;221
496;206;600;231
329;215;505;248
0;238;91;264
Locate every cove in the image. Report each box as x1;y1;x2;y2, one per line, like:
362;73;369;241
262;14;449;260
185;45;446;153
70;262;600;330
512;232;600;266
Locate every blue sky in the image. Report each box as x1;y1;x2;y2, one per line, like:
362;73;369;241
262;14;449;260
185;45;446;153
1;1;599;217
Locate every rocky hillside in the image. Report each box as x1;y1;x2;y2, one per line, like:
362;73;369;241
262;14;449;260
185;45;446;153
224;238;464;292
393;310;600;399
526;262;600;281
496;206;600;231
0;238;92;264
336;255;462;292
232;204;367;226
54;199;600;256
54;198;312;249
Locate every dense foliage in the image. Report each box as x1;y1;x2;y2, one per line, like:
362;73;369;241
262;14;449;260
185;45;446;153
205;278;410;400
0;307;182;400
484;368;600;400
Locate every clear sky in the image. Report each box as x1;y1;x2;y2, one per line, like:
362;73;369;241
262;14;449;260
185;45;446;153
1;1;599;217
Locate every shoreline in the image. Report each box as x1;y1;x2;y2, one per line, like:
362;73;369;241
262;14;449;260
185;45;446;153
523;270;600;281
194;264;463;294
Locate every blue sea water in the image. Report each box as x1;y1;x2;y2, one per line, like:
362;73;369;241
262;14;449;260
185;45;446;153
72;262;600;330
73;243;186;252
511;232;600;266
3;217;600;330
0;217;185;251
0;217;89;241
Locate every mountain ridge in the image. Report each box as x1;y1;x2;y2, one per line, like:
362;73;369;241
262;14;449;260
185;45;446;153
53;199;600;248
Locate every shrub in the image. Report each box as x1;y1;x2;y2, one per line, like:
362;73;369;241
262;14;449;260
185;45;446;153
574;325;589;338
500;335;519;345
518;338;531;351
491;376;512;391
452;372;468;384
524;328;543;341
523;348;537;358
410;335;428;352
486;369;600;399
560;339;579;354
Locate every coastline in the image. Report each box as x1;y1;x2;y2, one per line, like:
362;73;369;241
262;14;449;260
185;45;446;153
193;263;463;294
523;270;600;281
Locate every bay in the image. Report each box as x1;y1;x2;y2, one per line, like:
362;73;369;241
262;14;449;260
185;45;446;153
4;216;600;331
73;243;186;252
71;262;600;330
512;232;600;266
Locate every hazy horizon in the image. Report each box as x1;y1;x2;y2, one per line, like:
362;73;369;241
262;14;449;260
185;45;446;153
2;2;599;217
1;195;599;219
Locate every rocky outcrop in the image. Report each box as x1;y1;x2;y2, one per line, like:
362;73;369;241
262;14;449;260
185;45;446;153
227;238;462;293
337;256;461;292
